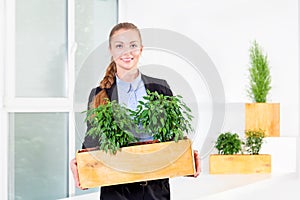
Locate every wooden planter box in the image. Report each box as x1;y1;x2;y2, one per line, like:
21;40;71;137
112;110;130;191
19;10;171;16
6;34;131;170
76;139;195;188
245;103;280;137
209;154;271;174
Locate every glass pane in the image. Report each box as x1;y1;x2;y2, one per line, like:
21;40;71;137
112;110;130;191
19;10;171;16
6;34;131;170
74;1;117;195
8;113;68;200
74;0;117;110
15;0;67;97
75;0;117;75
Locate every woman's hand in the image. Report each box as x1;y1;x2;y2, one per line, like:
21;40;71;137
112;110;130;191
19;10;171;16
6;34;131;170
193;150;201;177
70;157;88;190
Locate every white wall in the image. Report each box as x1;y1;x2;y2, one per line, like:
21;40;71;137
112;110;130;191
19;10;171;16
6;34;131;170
118;3;300;199
119;0;298;139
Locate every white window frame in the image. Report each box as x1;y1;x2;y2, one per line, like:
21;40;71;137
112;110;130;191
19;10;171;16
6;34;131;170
0;0;7;199
0;0;77;199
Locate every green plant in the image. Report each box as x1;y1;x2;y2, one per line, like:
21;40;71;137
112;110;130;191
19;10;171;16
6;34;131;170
245;129;265;155
132;90;194;142
84;91;194;154
84;100;137;154
248;40;271;103
215;132;243;155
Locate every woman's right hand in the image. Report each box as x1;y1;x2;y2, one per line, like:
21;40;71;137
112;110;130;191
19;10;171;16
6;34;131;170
70;157;88;190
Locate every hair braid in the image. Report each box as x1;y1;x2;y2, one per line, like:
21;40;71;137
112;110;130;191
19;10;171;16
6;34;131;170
92;61;117;108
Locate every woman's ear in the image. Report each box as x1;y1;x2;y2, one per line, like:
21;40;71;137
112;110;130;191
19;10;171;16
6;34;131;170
140;45;143;53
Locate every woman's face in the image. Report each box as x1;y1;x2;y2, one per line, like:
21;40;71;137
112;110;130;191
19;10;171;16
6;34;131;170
109;28;143;72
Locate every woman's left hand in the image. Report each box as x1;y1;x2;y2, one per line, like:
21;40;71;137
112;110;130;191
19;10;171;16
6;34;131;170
193;150;201;177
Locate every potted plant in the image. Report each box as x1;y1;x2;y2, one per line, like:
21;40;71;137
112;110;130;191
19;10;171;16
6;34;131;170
209;130;271;174
132;90;194;142
245;40;280;137
84;99;138;154
214;132;243;155
76;90;195;188
245;129;265;155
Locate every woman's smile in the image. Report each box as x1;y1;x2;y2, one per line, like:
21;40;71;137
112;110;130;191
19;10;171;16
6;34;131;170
120;57;134;62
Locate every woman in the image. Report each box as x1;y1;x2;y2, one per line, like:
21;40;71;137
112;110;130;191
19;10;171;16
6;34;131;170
70;22;201;200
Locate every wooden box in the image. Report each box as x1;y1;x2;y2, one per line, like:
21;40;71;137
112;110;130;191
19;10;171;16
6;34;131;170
209;154;271;174
76;139;195;188
245;103;280;137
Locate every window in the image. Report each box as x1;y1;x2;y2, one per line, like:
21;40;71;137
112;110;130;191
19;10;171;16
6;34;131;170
2;0;117;199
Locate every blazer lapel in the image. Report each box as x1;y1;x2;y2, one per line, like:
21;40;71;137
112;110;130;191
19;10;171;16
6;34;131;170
142;74;156;93
106;81;119;102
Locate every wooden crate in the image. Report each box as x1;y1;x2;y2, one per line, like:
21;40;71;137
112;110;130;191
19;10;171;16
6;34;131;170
245;103;280;137
76;139;195;188
209;154;271;174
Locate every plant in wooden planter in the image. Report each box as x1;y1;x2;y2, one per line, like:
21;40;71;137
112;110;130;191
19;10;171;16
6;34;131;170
132;90;194;142
247;41;271;103
84;99;138;154
76;90;195;188
245;129;265;155
214;132;243;155
210;130;271;174
245;40;280;137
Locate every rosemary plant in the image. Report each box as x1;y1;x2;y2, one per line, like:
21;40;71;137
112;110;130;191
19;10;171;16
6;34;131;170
248;40;271;103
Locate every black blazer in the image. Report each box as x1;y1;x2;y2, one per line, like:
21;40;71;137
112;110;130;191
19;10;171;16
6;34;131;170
82;74;173;149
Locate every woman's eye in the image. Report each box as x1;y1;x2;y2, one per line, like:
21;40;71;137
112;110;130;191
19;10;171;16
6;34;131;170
130;44;138;48
116;44;123;48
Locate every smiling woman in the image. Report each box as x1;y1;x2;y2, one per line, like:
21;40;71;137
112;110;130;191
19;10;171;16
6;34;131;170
70;22;201;200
